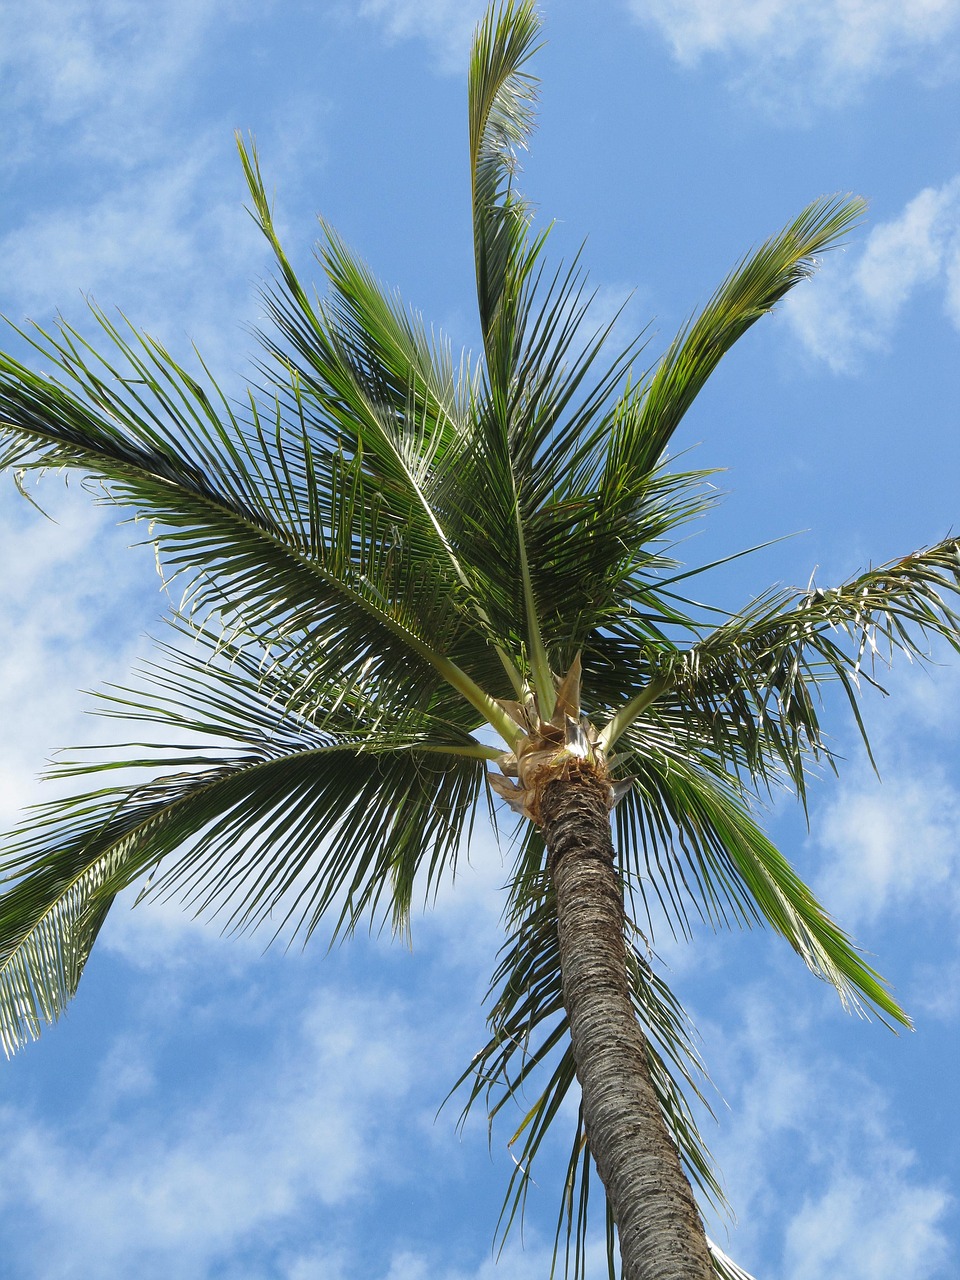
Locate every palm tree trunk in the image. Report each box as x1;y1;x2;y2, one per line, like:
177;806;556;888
540;765;715;1280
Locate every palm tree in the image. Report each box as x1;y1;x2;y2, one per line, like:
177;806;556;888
1;3;958;1277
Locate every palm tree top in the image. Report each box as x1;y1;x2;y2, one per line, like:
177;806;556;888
3;0;958;1052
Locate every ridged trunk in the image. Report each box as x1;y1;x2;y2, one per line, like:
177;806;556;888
540;765;714;1280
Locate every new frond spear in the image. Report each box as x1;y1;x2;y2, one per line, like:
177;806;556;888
1;3;958;1278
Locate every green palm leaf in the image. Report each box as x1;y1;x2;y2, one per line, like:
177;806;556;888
0;315;519;741
602;537;960;782
613;757;907;1024
0;621;493;1054
601;194;866;487
469;0;543;390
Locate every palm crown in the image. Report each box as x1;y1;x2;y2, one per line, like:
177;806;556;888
2;3;959;1277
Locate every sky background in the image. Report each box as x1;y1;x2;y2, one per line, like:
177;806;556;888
1;1;959;1277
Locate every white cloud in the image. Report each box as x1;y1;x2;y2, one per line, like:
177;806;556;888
100;891;267;971
376;1238;605;1280
0;985;418;1279
92;1032;157;1106
0;0;300;376
855;186;953;320
284;1247;350;1280
0;0;245;164
910;956;960;1020
946;239;960;326
694;986;954;1275
699;989;820;1238
628;0;960;109
889;661;960;739
359;0;488;72
0;488;158;829
813;766;960;927
0;142;265;358
784;1162;951;1280
783;177;960;371
0;0;327;372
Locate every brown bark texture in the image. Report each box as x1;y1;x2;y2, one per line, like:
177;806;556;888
541;765;715;1280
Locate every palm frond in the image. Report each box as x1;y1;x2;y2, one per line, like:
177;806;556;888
601;537;960;775
466;2;566;708
0;622;492;1056
469;0;543;390
707;1240;759;1280
611;754;908;1026
526;462;719;662
0;314;521;741
241;140;469;556
600;194;866;488
0;5;948;1274
238;141;528;698
0;734;485;1057
0;842;115;1058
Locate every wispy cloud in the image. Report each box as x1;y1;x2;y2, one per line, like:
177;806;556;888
627;0;960;110
375;1239;597;1279
0;490;157;829
0;0;242;165
696;986;954;1275
784;1161;952;1280
0;983;419;1279
910;956;960;1021
358;0;488;72
814;767;960;926
782;176;960;371
0;0;298;364
807;659;960;928
0;140;267;361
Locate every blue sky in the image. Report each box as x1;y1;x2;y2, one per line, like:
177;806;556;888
1;1;959;1277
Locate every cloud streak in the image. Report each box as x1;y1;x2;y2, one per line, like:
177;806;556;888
358;0;488;72
784;1161;952;1280
627;0;960;109
695;985;954;1277
0;982;419;1280
782;176;960;370
0;141;268;366
806;661;960;930
814;767;960;926
0;0;242;163
0;491;159;829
